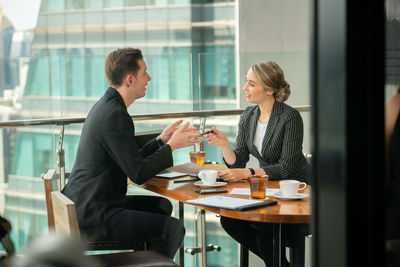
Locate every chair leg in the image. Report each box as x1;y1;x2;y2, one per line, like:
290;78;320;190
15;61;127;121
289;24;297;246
292;225;310;267
239;244;249;267
289;247;295;264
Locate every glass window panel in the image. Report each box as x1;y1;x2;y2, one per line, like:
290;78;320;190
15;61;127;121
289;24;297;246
85;50;108;97
125;0;146;6
168;0;190;4
214;28;235;42
104;0;124;8
104;10;125;24
147;0;168;6
86;0;104;9
125;9;146;24
65;49;85;97
198;48;236;102
41;0;65;12
169;53;192;100
105;31;125;44
10;132;54;177
146;8;168;23
1;57;19;90
147;30;169;43
214;5;235;20
126;30;146;43
144;54;170;100
167;7;191;21
85;31;104;44
36;15;47;27
65;12;84;26
47;33;65;46
66;32;84;45
85;11;104;25
24;51;51;96
10;133;34;176
65;0;84;10
169;29;191;43
192;5;234;22
49;49;66;100
46;13;66;28
191;0;213;3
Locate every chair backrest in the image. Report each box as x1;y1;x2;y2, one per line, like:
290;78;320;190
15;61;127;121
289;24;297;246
42;169;58;229
51;191;81;238
42;169;70;230
43;171;144;251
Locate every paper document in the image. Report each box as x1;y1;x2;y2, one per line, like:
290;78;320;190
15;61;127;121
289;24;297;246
155;170;188;179
230;188;280;196
167;162;207;174
186;195;277;211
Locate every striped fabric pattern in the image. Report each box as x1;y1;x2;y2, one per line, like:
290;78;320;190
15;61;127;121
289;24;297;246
227;102;310;184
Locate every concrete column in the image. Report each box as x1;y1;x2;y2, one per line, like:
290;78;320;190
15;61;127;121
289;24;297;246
236;0;311;153
236;0;310;108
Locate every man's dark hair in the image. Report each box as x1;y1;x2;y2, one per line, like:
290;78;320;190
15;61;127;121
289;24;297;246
105;48;143;87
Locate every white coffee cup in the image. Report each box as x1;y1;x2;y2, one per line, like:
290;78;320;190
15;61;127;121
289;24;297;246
198;170;218;185
279;180;307;197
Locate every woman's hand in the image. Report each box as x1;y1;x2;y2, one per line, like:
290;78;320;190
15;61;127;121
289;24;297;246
204;127;229;148
218;168;251;182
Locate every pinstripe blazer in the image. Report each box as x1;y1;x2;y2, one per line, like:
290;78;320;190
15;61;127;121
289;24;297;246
227;102;310;184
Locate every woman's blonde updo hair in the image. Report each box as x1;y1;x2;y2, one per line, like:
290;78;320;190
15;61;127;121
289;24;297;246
251;61;291;102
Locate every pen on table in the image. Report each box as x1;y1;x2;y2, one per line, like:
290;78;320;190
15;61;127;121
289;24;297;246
174;178;199;183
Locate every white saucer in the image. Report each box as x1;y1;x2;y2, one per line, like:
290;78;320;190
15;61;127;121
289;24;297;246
194;181;227;187
274;191;309;200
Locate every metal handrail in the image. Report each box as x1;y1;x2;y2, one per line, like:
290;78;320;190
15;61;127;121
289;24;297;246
0;105;310;128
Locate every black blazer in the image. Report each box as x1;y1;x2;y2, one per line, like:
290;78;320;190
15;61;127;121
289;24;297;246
63;87;173;238
227;102;310;184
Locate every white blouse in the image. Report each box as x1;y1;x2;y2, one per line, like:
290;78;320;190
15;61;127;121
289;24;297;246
253;121;268;154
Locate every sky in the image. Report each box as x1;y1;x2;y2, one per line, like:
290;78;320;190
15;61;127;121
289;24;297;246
0;0;41;30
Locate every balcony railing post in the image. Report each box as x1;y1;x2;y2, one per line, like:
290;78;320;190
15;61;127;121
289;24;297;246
56;125;66;189
199;117;206;151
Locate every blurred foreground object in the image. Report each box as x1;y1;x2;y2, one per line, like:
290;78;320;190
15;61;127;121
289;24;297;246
0;216;15;265
11;234;102;267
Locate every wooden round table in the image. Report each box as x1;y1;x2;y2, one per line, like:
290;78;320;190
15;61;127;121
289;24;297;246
133;163;311;267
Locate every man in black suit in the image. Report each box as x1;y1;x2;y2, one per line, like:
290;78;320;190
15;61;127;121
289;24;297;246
62;48;202;258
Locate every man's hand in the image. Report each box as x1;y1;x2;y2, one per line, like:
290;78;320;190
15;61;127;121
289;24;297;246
160;120;185;144
167;122;203;151
160;119;200;144
218;168;251;182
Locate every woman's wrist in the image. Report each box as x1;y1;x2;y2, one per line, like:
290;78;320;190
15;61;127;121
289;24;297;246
254;168;267;177
221;142;232;152
222;146;236;165
248;168;255;176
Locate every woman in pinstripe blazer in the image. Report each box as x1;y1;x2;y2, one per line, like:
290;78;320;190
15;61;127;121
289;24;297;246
205;61;309;266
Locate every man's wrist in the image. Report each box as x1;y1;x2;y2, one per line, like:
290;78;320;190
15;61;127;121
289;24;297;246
156;135;165;147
